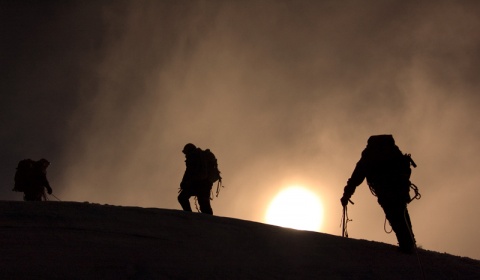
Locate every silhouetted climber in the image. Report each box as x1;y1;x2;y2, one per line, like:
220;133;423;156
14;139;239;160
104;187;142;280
340;135;419;253
13;158;53;201
178;143;213;214
178;143;222;215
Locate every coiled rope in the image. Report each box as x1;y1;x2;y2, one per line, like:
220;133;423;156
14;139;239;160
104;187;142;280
340;200;354;238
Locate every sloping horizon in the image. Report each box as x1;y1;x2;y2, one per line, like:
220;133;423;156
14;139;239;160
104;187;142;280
1;201;478;279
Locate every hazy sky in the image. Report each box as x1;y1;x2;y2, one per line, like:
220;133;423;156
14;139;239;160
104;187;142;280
2;1;479;259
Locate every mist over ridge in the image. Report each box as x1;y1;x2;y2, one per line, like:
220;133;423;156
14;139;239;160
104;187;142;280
1;1;479;259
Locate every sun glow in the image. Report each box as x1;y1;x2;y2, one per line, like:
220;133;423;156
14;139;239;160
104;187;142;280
265;186;323;232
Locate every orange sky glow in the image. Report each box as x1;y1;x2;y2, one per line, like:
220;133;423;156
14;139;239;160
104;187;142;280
2;1;480;260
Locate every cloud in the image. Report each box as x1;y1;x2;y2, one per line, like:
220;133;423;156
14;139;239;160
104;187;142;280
2;0;480;259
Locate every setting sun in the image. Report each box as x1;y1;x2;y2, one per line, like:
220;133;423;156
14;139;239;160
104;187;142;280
265;186;323;232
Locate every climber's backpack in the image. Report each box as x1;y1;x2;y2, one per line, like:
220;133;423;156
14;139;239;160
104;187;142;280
203;149;221;184
13;159;35;192
363;135;420;202
202;149;224;198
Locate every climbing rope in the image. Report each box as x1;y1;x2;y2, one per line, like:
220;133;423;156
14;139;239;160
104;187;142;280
50;193;62;201
384;217;393;234
404;208;426;280
215;180;224;198
194;196;200;212
340;201;353;238
409;183;421;202
209;180;224;201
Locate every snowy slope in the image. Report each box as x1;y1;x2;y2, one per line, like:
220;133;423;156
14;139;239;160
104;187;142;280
0;201;478;280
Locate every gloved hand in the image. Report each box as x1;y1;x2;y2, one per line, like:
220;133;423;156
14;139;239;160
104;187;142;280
47;187;53;195
340;195;350;207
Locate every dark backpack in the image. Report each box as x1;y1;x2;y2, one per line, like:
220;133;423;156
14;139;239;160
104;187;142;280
202;149;225;198
13;159;35;192
203;149;222;184
363;135;419;202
